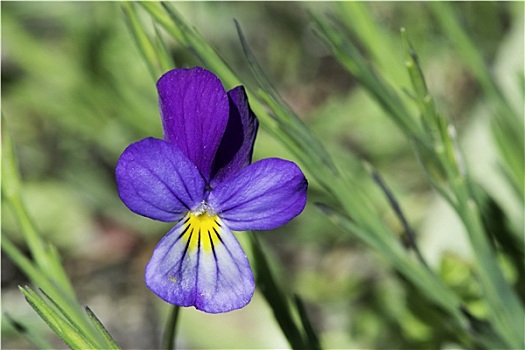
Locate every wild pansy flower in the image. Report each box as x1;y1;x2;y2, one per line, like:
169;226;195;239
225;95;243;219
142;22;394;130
116;67;307;313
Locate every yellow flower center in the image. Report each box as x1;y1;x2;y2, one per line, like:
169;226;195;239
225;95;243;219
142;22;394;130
182;212;222;253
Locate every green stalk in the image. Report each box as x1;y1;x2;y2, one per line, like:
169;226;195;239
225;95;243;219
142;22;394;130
401;28;524;349
161;305;180;350
249;235;311;350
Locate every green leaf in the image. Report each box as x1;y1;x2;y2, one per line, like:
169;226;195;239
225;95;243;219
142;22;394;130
249;234;309;350
3;313;55;349
293;295;321;350
19;287;95;349
120;2;165;81
401;27;524;349
85;306;121;350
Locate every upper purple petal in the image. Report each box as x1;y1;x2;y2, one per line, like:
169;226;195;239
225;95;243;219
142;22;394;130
157;67;229;182
207;158;308;231
210;86;259;187
116;137;205;222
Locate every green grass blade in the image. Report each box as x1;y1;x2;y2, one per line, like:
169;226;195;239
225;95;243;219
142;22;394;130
85;306;121;350
364;162;429;269
139;2;240;88
338;2;408;87
2;120;71;292
311;13;421;138
19;287;96;349
430;3;518;116
3;313;55;349
249;234;308;350
430;2;524;200
293;295;321;350
1;237;107;348
401;27;524;349
2;121;116;349
120;2;164;81
153;23;175;73
234;20;338;183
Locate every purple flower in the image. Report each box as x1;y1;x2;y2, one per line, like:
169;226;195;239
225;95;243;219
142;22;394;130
115;67;308;313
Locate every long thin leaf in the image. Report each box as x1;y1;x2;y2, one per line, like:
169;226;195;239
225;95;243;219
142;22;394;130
3;313;55;349
401;28;524;349
85;306;121;350
120;2;164;81
249;234;308;350
20;287;95;349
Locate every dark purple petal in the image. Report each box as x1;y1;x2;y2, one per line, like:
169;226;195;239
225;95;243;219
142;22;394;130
145;213;255;313
116;137;205;222
210;86;259;187
157;67;229;181
207;158;308;231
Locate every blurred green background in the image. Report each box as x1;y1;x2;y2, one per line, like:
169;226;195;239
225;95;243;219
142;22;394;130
2;2;523;349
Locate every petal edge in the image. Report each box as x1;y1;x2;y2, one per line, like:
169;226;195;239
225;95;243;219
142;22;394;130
208;158;308;231
157;67;229;181
115;137;205;222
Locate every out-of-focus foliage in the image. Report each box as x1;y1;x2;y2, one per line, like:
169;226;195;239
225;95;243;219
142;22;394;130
2;2;523;349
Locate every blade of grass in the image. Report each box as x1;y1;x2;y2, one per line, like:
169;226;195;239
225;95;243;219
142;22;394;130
311;13;421;139
338;2;408;87
401;28;524;349
1;236;110;349
153;23;175;73
430;2;518;118
2;120;74;297
121;2;165;81
430;2;524;200
19;286;95;349
293;295;321;350
3;313;55;349
85;306;120;350
2;121;117;349
234;20;338;178
364;162;429;269
249;234;308;350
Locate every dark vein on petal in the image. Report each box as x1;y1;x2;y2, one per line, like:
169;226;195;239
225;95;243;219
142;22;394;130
217;184;286;213
208;230;218;262
166;153;201;206
156;216;190;264
213;227;245;276
208;230;220;292
196;228;201;294
178;228;193;276
132;184;181;215
138;163;192;210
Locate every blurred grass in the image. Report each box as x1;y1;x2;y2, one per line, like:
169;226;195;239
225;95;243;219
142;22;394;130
2;2;523;349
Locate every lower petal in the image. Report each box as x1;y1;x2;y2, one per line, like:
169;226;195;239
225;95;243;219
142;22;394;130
145;213;254;313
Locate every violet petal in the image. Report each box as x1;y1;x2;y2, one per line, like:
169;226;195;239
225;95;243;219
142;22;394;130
210;86;259;187
116;137;205;222
145;213;255;313
207;158;308;231
157;67;229;181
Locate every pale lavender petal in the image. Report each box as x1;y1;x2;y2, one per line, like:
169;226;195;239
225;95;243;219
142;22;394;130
115;137;205;222
145;214;254;313
207;158;308;231
210;86;259;187
157;67;229;181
